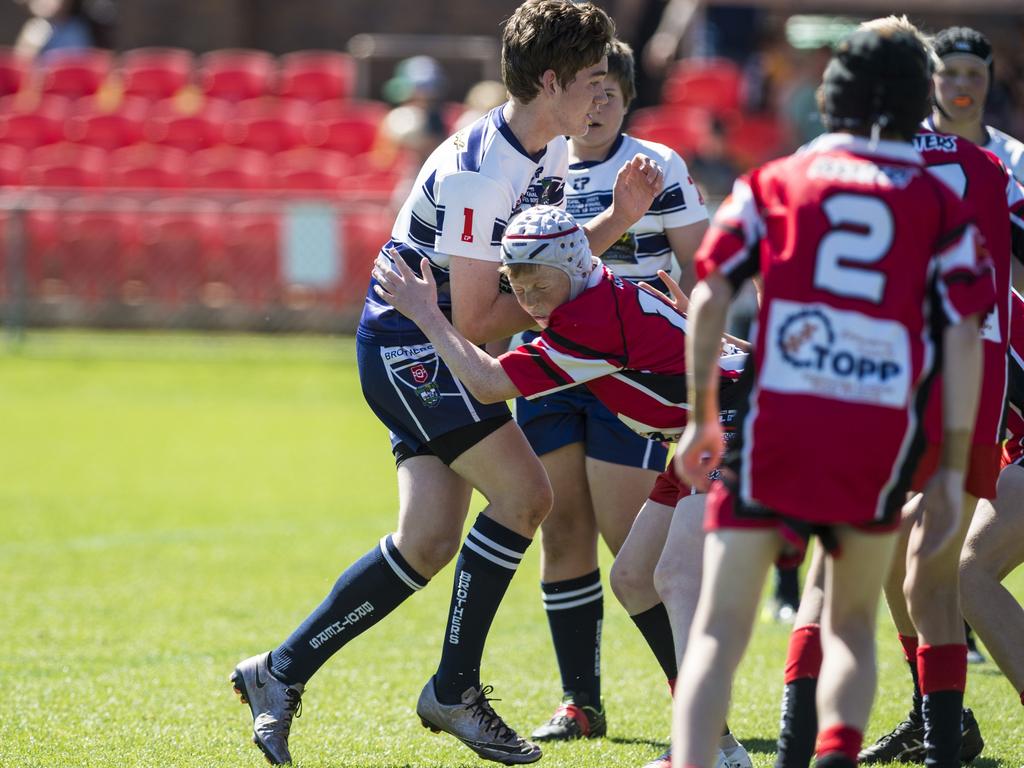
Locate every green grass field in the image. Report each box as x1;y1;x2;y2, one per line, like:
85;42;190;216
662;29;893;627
1;331;1021;768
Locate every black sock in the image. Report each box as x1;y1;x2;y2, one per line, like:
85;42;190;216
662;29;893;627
908;658;924;724
271;534;427;684
434;515;531;704
776;678;818;768
629;603;678;681
814;754;856;768
542;569;603;706
775;563;801;608
923;690;964;768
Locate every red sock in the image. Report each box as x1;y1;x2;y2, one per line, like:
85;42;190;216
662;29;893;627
815;724;862;762
917;644;967;694
784;624;823;683
898;633;918;663
668;677;676;694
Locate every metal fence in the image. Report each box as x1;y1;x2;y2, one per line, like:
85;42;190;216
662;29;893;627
0;188;395;335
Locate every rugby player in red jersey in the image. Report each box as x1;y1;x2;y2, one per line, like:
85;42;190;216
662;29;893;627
672;28;993;768
770;17;1024;768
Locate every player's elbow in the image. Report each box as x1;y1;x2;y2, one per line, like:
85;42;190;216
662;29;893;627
452;316;489;346
471;384;508;405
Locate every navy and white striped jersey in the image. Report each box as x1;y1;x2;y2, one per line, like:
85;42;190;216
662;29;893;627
357;105;568;346
566;133;707;288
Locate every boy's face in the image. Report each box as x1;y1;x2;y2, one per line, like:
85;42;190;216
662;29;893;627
553;56;610;138
572;77;627;149
509;266;572;329
934;54;988;124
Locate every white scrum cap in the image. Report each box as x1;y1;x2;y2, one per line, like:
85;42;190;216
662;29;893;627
500;205;595;300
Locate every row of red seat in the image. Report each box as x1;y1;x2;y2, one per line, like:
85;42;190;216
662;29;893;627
1;94;391;155
0;199;392;308
0;141;409;193
0;47;356;103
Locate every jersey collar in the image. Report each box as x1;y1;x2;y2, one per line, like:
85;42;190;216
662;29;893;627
569;134;626;171
806;132;923;165
492;106;548;164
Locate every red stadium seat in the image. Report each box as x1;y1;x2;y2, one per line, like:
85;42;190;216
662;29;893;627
627;107;713;159
107;143;188;188
120;47;194;101
224;97;309;154
339;203;394;304
188;146;271;190
305;100;388;157
724;114;789;167
0;143;25;185
23;142;107;187
271;147;351;191
144;96;232;152
277;50;355;103
137;197;222;304
65;96;149;150
223;200;281;306
663;58;743;115
0;47;28;97
39;48;114;99
198;49;275;102
0;94;69;150
60;196;141;302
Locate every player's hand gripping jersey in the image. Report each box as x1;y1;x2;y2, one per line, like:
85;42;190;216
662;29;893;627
498;264;746;441
911;130;1024;497
358;106;568;346
696;133;995;525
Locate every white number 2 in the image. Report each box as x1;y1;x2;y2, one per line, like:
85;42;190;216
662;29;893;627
814;193;893;303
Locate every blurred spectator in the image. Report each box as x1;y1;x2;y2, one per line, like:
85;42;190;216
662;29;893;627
378;103;448;210
778;44;829;146
13;0;115;60
686;117;738;199
452;78;506;132
381;54;447;138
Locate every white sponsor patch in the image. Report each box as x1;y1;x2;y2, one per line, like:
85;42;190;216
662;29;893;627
761;299;911;409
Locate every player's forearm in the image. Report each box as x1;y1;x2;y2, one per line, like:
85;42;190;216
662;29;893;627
687;274;732;423
940;317;983;471
417;311;522;403
452;292;536;345
583;208;637;259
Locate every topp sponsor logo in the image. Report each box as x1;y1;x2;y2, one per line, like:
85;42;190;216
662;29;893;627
762;300;912;408
777;309;903;383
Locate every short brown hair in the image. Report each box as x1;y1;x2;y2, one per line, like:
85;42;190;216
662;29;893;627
501;0;615;103
606;39;637;108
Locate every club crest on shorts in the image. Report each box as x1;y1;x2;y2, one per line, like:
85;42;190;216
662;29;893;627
410;363;429;384
416;382;441;407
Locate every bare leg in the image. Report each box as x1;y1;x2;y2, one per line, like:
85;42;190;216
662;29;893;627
537;442;598;582
672;529;779;768
588;455;660;557
653;493;707;663
817;528;898;737
959;464;1024;694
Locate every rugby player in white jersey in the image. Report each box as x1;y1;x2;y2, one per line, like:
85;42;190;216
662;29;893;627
510;37;709;748
227;2;663;765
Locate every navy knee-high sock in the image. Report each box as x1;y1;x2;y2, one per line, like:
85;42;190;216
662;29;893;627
542;569;604;706
270;534;427;684
434;515;532;704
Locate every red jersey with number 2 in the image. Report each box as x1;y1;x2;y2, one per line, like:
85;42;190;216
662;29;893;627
696;133;995;526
